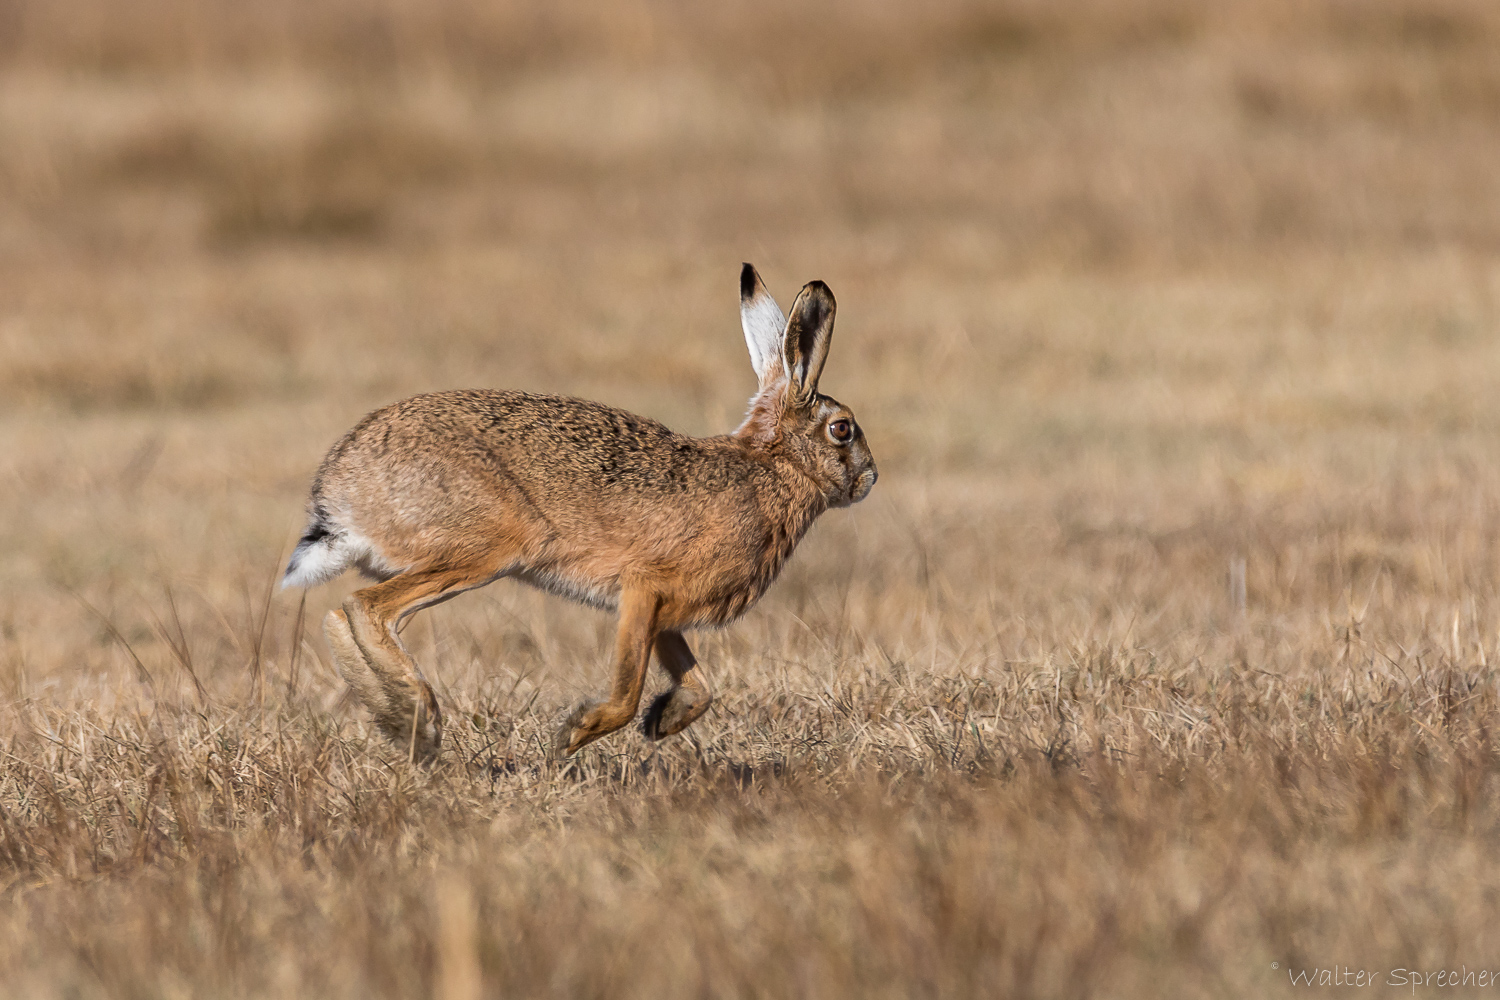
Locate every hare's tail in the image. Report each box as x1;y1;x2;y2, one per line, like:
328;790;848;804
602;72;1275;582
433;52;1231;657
282;510;351;589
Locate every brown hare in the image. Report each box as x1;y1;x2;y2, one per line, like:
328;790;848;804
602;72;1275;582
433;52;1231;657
282;265;876;762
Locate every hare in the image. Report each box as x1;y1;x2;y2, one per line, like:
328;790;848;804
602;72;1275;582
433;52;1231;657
281;264;876;762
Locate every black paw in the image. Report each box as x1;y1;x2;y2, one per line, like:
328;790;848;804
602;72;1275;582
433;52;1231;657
641;687;708;741
641;690;675;741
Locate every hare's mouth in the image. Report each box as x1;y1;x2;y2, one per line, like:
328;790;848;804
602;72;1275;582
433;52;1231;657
851;467;877;504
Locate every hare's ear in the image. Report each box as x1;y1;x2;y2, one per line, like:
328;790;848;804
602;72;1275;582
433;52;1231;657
740;263;787;389
782;280;835;399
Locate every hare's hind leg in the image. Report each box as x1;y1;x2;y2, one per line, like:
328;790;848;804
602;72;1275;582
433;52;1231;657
325;603;442;762
642;630;713;741
330;566;497;763
553;588;661;758
324;608;392;736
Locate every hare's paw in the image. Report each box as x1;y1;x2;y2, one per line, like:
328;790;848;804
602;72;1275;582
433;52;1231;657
551;700;605;759
642;686;712;741
377;677;444;764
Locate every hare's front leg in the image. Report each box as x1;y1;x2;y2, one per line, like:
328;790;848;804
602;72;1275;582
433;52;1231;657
553;589;661;757
642;630;713;741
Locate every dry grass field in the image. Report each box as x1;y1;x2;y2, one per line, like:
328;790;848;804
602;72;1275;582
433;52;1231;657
6;0;1500;995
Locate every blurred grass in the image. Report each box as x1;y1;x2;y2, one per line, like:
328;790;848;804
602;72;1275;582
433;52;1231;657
5;0;1500;997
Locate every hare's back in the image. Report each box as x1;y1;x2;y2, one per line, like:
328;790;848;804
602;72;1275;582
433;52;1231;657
315;389;738;524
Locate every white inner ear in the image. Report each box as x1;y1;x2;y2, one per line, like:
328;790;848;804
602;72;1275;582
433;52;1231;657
741;291;788;386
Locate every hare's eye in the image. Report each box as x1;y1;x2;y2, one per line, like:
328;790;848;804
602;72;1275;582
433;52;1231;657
829;419;853;443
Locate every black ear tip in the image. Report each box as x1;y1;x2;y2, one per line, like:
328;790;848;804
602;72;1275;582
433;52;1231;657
804;280;835;309
740;263;758;299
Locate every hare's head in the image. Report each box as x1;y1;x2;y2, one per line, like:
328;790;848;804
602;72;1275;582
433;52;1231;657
736;264;877;509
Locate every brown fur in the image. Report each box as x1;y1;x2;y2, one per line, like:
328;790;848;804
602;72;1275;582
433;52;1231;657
284;267;876;760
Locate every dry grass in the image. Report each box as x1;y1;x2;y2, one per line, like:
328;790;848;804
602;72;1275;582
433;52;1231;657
6;0;1500;996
